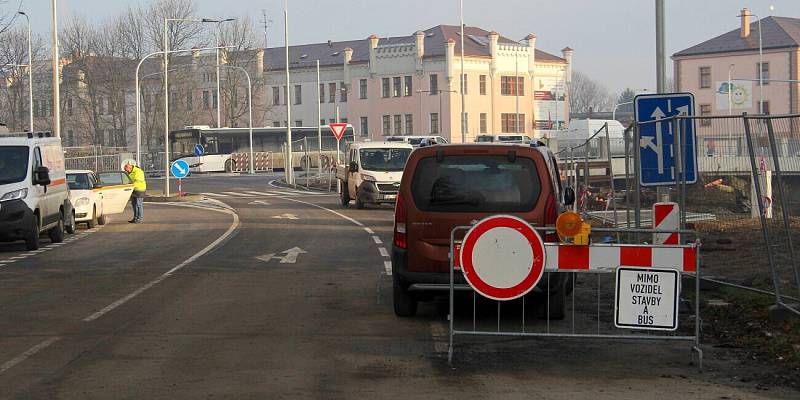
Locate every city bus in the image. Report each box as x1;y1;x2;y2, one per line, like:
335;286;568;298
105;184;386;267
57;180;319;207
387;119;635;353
169;125;355;172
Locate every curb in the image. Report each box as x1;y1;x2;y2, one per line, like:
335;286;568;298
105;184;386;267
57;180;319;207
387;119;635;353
145;194;205;203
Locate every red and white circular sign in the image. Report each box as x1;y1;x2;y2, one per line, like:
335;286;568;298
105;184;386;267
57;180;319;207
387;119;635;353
459;215;546;301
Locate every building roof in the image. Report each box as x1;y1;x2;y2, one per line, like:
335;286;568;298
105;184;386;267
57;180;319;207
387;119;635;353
673;16;800;57
263;24;565;70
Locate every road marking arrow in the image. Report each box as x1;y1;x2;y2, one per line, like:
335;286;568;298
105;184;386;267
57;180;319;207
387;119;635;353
249;200;271;205
255;247;307;264
272;213;299;220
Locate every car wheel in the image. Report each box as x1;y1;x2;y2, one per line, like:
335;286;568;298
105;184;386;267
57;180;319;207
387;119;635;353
355;194;365;210
393;275;418;317
48;212;65;243
340;182;350;207
98;213;108;225
87;206;97;229
65;210;77;234
224;159;234;173
25;215;40;251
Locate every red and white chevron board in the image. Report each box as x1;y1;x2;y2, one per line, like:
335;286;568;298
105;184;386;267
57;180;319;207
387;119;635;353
653;202;680;245
543;244;697;272
455;243;697;272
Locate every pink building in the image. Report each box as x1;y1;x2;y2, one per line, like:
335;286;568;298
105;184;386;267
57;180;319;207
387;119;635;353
263;25;571;143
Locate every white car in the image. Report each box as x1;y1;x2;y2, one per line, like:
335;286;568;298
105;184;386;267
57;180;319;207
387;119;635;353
66;170;133;228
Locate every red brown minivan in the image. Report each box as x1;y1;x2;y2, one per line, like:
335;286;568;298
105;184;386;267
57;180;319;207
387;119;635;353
391;143;573;317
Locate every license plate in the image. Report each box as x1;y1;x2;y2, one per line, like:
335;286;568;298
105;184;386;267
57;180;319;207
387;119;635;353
384;194;397;200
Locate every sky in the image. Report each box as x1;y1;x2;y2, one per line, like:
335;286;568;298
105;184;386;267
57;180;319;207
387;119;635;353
6;0;800;96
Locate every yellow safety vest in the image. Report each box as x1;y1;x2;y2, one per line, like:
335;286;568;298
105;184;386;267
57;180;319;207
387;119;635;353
129;166;147;191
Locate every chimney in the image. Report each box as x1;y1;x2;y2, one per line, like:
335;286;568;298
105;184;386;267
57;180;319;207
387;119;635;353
368;34;379;77
525;33;536;74
740;8;751;38
415;31;425;73
562;47;574;84
220;48;229;65
255;49;264;78
192;47;201;71
343;47;353;85
488;31;499;58
446;39;456;83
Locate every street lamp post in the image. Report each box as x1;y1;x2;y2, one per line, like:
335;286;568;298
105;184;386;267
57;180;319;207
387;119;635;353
18;11;33;133
459;0;466;143
50;0;60;137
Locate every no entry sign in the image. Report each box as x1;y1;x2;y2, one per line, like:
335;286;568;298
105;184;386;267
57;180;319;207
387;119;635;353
459;215;545;301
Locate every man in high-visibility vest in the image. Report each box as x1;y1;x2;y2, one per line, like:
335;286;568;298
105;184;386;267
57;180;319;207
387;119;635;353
124;162;147;223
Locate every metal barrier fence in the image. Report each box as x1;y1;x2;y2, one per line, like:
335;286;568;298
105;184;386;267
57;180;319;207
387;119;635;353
447;224;703;367
64;154;122;173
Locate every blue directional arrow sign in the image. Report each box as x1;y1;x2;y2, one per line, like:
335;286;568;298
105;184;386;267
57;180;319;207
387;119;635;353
170;159;190;179
193;144;205;157
634;93;697;186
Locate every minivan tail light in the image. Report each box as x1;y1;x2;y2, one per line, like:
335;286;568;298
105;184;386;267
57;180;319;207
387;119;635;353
544;194;558;243
394;193;407;249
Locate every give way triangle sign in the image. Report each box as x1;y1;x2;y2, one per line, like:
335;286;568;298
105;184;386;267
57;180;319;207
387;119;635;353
329;123;347;141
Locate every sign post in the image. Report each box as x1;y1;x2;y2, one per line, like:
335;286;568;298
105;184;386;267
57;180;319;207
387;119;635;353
329;123;347;194
615;267;680;331
170;159;190;197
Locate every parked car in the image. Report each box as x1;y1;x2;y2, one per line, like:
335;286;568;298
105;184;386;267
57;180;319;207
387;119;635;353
335;142;413;209
0;131;74;250
474;134;533;144
391;143;573;317
66;170;134;228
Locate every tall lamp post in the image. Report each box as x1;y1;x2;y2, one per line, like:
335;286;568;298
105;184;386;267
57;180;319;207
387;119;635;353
50;0;60;137
459;0;466;143
18;11;33;133
163;17;218;197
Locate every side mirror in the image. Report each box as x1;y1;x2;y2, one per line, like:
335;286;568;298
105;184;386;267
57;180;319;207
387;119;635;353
34;166;51;186
349;161;359;172
94;183;104;189
563;187;575;206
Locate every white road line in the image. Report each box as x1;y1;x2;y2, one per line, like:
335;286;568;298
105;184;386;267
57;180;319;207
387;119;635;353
364;227;374;234
372;236;383;244
378;247;389;257
281;197;365;227
0;336;61;375
0;264;6;268
220;191;256;197
83;202;239;322
200;192;229;197
8;256;27;260
243;191;279;197
384;261;392;275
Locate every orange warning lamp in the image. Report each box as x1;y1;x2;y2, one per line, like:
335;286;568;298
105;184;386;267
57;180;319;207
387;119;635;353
556;211;583;237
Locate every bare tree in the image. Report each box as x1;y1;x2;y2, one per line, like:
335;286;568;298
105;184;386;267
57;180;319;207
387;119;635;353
0;25;45;131
0;0;22;35
569;70;614;114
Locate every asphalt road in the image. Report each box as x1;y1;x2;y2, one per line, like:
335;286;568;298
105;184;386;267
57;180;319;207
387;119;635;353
0;174;796;399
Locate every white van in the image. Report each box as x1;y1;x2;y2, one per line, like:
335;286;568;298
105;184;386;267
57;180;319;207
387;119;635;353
335;142;413;208
475;134;533;144
0;132;75;250
386;135;448;147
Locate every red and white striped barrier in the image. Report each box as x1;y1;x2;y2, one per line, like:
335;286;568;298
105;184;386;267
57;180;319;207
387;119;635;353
543;243;697;272
653;202;680;245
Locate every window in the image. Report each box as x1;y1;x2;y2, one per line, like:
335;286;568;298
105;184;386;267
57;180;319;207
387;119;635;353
319;84;325;103
700;104;712;126
97;96;105;115
393;77;401;97
320;119;326;126
273;121;281;127
501;113;525;133
429;74;438;94
360;116;369;137
757;62;770;85
460;74;468;95
404;114;413;135
463;112;469;132
186;91;193;110
67;98;73;116
359;79;368;99
501;76;524;96
341;83;347;102
382;115;391;135
382;78;390;98
480;113;488;133
341;118;348;124
393;114;402;134
410;155;541;213
283;86;287;105
430;113;439;134
480;75;487;95
212;90;218;108
272;87;280;105
404;76;413;96
329;83;336;103
329;118;336;125
203;91;210;109
294;85;302;105
699;67;711;89
760;101;770;115
33;100;39;117
294;120;303;127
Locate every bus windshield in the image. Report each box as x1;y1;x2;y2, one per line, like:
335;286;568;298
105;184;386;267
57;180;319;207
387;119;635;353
359;148;412;172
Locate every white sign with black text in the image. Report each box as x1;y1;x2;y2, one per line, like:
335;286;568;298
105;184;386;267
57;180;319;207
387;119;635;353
614;267;680;331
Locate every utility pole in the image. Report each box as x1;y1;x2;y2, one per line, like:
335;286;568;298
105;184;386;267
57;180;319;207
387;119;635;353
459;0;466;143
284;0;294;185
655;0;669;202
51;0;60;137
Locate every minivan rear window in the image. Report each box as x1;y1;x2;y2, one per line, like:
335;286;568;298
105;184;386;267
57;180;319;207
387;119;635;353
411;155;541;212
